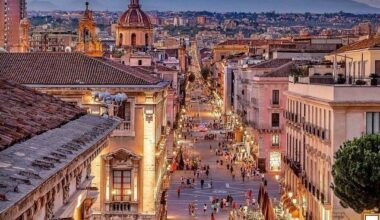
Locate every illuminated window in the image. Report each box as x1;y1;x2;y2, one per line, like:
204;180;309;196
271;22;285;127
272;135;279;146
113;170;132;201
365;215;379;220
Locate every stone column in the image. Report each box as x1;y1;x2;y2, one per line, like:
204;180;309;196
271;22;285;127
142;104;156;215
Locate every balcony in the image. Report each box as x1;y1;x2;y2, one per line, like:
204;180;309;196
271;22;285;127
288;76;380;103
105;201;139;216
303;122;330;142
111;121;135;137
270;99;280;108
284;111;300;125
283;155;302;177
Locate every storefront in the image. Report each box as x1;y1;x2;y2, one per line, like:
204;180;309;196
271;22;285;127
269;151;282;172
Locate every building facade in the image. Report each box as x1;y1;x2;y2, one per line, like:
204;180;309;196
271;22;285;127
283;57;380;220
0;53;171;220
235;59;292;172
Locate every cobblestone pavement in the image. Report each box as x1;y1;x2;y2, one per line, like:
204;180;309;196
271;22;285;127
167;100;280;220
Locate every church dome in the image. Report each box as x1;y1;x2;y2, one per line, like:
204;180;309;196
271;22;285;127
119;0;151;29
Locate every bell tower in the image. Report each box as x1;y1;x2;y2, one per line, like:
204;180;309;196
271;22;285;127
76;1;103;57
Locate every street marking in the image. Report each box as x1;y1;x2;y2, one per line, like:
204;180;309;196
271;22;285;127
226;183;230;188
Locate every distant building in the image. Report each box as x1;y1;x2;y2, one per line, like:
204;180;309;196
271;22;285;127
196;16;207;26
353;22;372;36
0;0;29;52
30;30;77;52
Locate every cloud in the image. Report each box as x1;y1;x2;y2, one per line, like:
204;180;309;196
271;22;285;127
353;0;380;8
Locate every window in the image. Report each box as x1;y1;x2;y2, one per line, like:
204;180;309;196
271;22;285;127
138;60;142;66
119;33;123;47
272;90;280;105
145;33;149;46
366;112;380;134
131;33;136;47
272;135;279;146
272;113;280;128
115;101;131;121
113;170;132;201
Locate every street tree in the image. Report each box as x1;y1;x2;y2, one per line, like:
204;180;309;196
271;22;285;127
201;67;210;81
188;72;196;83
331;134;380;213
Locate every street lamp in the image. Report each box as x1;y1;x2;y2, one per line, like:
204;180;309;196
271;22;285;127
288;191;293;198
275;175;280;181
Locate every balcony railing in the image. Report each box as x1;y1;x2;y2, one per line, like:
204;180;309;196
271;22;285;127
283;155;302;177
284;111;300;124
270;99;280;107
112;121;135;137
302;122;330;142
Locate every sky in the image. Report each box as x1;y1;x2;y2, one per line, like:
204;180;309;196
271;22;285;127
27;0;380;13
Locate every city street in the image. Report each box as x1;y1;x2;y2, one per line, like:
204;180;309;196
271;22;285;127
166;51;280;220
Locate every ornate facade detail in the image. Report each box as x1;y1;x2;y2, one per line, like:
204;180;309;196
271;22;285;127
116;0;153;50
76;171;82;189
63;182;70;204
45;199;54;220
86;164;91;179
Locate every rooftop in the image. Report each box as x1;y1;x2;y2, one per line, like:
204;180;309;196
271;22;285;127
250;58;292;69
217;39;291;47
0;79;85;150
0;114;119;214
334;36;380;53
0;53;163;86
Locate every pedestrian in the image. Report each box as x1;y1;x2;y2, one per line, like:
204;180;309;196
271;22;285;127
201;179;205;189
210;179;213;188
188;203;192;215
206;169;209;177
211;212;215;220
261;173;265;182
177;187;181;198
203;204;207;214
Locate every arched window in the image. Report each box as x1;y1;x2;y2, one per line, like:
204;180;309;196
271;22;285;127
119;33;123;47
131;33;136;47
145;33;149;47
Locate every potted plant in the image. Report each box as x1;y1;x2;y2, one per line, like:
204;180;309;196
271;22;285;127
370;73;379;86
355;79;367;86
337;74;346;84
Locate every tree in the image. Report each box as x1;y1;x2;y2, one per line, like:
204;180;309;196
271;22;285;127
188;72;196;83
331;134;380;213
201;67;210;81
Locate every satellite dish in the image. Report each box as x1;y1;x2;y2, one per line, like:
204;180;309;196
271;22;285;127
65;47;72;53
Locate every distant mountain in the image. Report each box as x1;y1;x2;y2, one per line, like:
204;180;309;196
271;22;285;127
27;0;380;13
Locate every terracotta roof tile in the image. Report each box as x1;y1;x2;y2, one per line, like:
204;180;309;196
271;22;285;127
217;39;292;46
335;36;380;53
0;53;162;85
0;79;86;149
251;59;292;69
